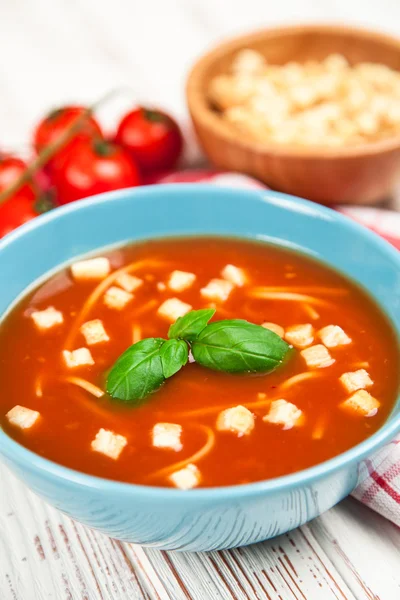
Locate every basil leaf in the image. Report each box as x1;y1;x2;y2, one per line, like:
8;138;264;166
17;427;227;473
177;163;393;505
168;308;216;341
191;319;290;374
160;339;189;378
106;338;165;403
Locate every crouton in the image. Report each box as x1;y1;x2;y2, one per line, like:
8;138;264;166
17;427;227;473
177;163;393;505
80;319;109;345
115;273;143;293
103;286;133;310
318;325;351;348
221;264;247;287
200;278;234;302
341;390;380;417
91;428;127;459
169;464;200;490
6;405;40;430
262;322;285;338
157;298;192;322
31;306;64;331
263;399;302;430
300;344;335;368
152;423;183;451
63;347;94;368
71;257;110;281
216;405;255;436
168;270;196;292
285;323;314;348
340;369;373;393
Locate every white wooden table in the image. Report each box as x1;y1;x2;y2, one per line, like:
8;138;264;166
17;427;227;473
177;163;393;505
1;2;400;598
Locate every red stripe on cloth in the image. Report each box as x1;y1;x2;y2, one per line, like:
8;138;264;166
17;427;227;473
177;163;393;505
382;459;400;484
363;459;400;504
361;478;380;504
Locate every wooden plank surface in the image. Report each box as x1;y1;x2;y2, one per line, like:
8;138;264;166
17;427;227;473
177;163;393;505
2;463;400;600
1;1;400;598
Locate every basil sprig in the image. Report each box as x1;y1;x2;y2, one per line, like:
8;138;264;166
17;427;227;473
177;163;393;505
191;319;289;373
168;308;215;341
106;338;165;404
106;309;291;403
160;339;189;378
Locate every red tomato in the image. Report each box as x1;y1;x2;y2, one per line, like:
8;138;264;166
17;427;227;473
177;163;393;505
0;155;36;201
0;155;38;237
115;107;183;172
0;193;39;237
54;140;141;204
33;106;102;172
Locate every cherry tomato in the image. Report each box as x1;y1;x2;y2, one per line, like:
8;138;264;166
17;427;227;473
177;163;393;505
0;155;35;201
0;155;38;237
115;107;183;172
0;193;39;237
33;106;102;172
54;140;141;204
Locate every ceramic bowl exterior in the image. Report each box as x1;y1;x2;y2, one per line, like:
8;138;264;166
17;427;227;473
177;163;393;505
0;185;399;551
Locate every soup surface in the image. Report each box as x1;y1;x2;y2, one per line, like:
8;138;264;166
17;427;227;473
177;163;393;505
0;237;398;488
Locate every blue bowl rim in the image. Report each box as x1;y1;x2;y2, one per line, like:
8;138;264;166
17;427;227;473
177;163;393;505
0;183;399;501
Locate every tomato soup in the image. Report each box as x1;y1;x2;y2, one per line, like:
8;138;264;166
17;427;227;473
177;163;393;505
0;237;398;489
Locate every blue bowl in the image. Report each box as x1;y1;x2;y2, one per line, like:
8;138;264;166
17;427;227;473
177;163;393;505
0;184;399;552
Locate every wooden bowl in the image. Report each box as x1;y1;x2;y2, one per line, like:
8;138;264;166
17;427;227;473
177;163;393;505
186;24;400;205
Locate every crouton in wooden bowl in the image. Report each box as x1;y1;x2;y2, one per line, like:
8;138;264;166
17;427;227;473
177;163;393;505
186;24;400;204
